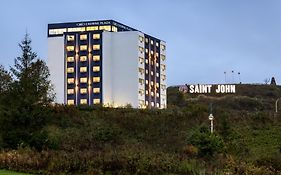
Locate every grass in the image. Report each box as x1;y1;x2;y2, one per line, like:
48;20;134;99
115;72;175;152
0;170;30;175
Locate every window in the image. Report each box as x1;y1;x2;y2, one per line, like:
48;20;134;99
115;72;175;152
145;90;148;95
156;72;159;77
93;77;100;83
80;56;87;62
112;26;118;32
161;74;166;81
93;44;100;50
139;78;144;85
93;66;100;72
151;81;154;86
67;78;74;84
80;45;87;51
160;54;166;61
139;57;144;64
86;26;98;31
151;92;154;96
156;52;159;58
156;93;159;97
80;99;87;104
80;77;87;83
151;102;155;107
49;28;67;35
161;64;166;71
151;71;154;76
156;42;159;47
67;67;74;73
139;68;144;75
156;62;159;67
161;44;166;51
67;35;75;41
99;25;111;31
145;70;148;74
67;57;75;62
80;34;87;40
66;46;74;51
156;83;159;88
139;36;144;43
80;88;87;94
80;67;87;73
93;98;100;104
145;59;149;64
68;27;85;32
93;34;100;39
145;38;148;43
93;88;100;93
151;40;154;45
150;50;154;55
67;99;75;105
139;89;144;96
67;89;74;94
156;103;160;108
145;48;148;53
145;101;148;105
145;80;148;84
93;55;100;61
139;47;144;54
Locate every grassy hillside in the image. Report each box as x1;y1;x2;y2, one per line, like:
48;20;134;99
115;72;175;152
0;84;281;174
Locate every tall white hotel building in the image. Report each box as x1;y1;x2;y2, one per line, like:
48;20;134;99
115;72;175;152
47;20;166;109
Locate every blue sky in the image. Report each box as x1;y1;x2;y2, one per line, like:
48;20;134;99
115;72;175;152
0;0;281;85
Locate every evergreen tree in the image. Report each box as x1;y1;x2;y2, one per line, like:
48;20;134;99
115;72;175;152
0;65;12;94
0;33;54;150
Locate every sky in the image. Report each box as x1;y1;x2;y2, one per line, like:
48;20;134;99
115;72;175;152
0;0;281;86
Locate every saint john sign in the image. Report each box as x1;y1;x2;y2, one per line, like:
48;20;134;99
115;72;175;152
179;84;236;94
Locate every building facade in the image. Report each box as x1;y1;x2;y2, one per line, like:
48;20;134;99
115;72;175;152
47;20;166;108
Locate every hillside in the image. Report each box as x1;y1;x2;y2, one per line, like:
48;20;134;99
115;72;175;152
0;84;281;174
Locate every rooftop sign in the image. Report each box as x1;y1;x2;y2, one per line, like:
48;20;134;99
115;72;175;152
179;84;236;94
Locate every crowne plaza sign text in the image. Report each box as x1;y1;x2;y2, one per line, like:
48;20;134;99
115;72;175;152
179;84;236;94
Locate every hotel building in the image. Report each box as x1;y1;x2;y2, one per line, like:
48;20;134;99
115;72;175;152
47;20;166;108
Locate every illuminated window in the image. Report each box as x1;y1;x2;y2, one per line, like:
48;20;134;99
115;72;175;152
139;78;144;85
93;55;100;61
93;44;100;50
93;66;100;72
145;80;148;84
67;89;74;94
145;101;148;105
80;34;87;40
151;50;154;55
86;26;98;31
139;36;144;43
80;88;87;94
145;70;148;74
139;46;144;54
145;59;149;64
80;67;87;73
156;62;159;67
156;93;159;97
66;46;74;51
156;83;159;88
49;28;67;35
156;42;159;47
67;78;74;84
93;88;100;93
156;52;159;58
67;99;74;105
68;27;85;32
99;25;111;31
145;38;148;43
67;57;75;62
145;48;148;53
161;44;166;51
156;103;160;107
151;81;154;86
156;73;159;77
93;77;100;83
151;71;154;76
151;92;154;96
151;102;155;107
145;90;148;95
93;98;100;104
151;40;154;45
139;57;144;64
80;99;87;104
93;34;100;39
80;77;87;83
67;67;74;73
112;26;118;32
80;56;87;62
160;54;166;61
67;35;75;41
80;45;87;51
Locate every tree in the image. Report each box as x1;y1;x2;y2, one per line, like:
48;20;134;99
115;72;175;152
0;33;54;150
0;65;12;94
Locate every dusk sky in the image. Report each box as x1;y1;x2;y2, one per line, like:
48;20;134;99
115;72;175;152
0;0;281;86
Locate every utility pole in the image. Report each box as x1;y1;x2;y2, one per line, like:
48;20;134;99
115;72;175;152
208;103;214;133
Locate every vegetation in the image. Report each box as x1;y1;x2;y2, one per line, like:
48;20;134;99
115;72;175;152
0;35;281;174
